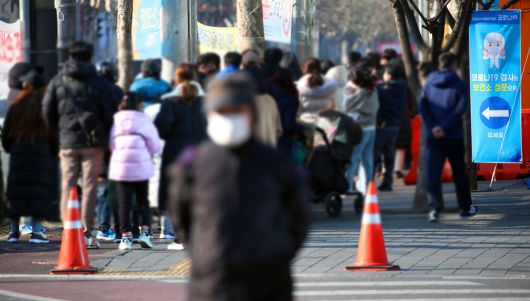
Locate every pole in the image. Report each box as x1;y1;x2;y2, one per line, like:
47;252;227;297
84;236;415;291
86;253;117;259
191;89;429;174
19;0;31;62
236;0;265;55
55;0;77;65
161;0;198;83
117;0;134;91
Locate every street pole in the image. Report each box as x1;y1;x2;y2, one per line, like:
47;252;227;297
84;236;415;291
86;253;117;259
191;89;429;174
161;0;198;83
19;0;31;62
54;0;77;64
236;0;265;55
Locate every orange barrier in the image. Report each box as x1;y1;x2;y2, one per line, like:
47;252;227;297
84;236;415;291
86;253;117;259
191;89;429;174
346;182;400;271
51;187;97;274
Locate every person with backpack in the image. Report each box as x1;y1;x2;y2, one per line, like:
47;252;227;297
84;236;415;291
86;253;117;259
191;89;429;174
42;41;117;249
109;92;161;250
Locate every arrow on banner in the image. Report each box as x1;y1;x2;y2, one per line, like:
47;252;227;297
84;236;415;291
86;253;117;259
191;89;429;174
482;107;509;120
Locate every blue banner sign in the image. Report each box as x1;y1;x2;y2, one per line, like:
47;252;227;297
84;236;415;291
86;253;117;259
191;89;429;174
132;0;163;60
469;10;522;163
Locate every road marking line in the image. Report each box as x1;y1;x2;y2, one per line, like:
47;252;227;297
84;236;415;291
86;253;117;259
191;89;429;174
295;289;530;296
308;297;530;301
0;289;67;301
295;281;482;287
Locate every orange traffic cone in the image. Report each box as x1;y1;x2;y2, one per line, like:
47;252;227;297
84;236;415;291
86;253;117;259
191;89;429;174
346;182;399;271
51;187;98;274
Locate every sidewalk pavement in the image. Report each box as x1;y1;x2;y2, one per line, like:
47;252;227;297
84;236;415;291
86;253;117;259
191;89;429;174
1;180;529;279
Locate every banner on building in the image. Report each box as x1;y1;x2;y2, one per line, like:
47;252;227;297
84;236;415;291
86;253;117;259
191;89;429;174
132;0;163;60
262;0;293;44
197;22;237;57
469;10;522;163
0;20;22;98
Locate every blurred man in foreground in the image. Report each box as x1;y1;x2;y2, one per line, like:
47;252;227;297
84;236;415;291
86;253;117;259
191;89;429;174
169;75;310;301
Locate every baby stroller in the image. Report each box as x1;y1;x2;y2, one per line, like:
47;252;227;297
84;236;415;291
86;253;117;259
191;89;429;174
305;110;363;217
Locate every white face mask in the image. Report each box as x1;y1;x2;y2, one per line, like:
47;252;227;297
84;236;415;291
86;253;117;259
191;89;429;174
207;113;251;147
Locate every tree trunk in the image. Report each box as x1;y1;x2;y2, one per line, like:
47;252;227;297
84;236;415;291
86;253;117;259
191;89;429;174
236;0;265;54
391;0;429;212
117;0;134;91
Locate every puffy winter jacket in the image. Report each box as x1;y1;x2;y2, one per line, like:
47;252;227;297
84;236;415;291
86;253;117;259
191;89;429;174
419;70;467;139
109;111;162;182
42;59;117;148
129;77;171;105
296;74;338;123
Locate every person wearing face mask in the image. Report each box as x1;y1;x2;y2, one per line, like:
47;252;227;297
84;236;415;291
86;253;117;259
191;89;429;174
168;75;310;301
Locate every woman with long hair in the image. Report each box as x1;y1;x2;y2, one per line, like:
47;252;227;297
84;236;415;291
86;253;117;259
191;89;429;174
3;70;59;244
296;58;338;123
154;63;208;250
344;69;379;195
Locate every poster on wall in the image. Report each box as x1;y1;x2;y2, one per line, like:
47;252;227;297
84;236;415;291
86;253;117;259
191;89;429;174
0;20;22;98
262;0;293;44
469;10;522;163
132;0;163;60
197;22;237;57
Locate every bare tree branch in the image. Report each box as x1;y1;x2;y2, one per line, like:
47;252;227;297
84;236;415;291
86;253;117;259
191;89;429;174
400;0;430;54
433;0;452;23
484;0;496;9
406;0;431;29
446;8;455;28
501;0;520;9
442;0;471;53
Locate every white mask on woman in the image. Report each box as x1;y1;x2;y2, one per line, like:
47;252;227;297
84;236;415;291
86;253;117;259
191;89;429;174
207;112;251;147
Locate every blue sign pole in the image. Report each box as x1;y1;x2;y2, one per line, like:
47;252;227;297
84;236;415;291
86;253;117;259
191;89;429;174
469;10;522;163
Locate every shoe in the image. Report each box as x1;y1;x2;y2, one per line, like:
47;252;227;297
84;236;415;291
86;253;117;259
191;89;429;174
113;231;122;243
395;171;405;179
84;231;101;249
167;240;185;250
19;225;32;235
119;236;133;251
429;210;439;222
159;230;175;240
378;184;393;192
7;231;20;243
460;205;478;218
97;228;116;241
29;232;49;244
138;229;153;249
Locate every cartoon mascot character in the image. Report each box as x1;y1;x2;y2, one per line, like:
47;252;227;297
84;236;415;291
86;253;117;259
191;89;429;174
483;32;506;69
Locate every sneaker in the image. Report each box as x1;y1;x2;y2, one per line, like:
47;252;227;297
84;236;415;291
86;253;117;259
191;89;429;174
113;231;123;243
29;232;49;244
167;241;185;251
138;229;153;249
7;231;20;243
159;230;175;240
19;225;33;235
119;236;133;251
97;228;116;241
84;231;101;249
429;210;439;223
460;205;478;218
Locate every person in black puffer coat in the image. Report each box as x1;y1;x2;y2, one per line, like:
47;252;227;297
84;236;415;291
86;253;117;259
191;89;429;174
3;70;59;244
154;64;208;247
42;41;117;248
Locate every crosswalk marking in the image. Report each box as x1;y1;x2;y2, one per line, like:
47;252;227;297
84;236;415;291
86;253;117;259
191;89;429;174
0;289;67;301
295;288;530;297
295;280;483;287
309;298;530;301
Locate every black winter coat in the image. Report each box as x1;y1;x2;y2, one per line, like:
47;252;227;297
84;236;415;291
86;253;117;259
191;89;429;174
376;80;408;128
168;139;310;301
42;59;117;148
2;114;59;219
154;97;207;210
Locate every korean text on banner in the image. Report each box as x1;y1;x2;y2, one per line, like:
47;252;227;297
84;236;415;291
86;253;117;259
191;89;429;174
132;0;163;60
0;20;22;98
469;10;522;163
197;22;237;57
262;0;293;44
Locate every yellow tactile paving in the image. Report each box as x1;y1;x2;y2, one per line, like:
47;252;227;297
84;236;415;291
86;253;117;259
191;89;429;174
101;257;191;276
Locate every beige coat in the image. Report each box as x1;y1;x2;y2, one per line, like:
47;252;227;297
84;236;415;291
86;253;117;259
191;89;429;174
254;94;283;147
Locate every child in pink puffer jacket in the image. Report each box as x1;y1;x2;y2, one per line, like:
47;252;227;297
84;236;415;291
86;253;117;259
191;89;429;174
109;92;161;250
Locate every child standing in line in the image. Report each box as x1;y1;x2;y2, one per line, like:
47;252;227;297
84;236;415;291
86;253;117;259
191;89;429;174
109;92;161;250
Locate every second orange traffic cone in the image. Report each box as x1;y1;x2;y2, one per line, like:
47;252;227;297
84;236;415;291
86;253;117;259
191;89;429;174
346;182;399;271
51;187;97;274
